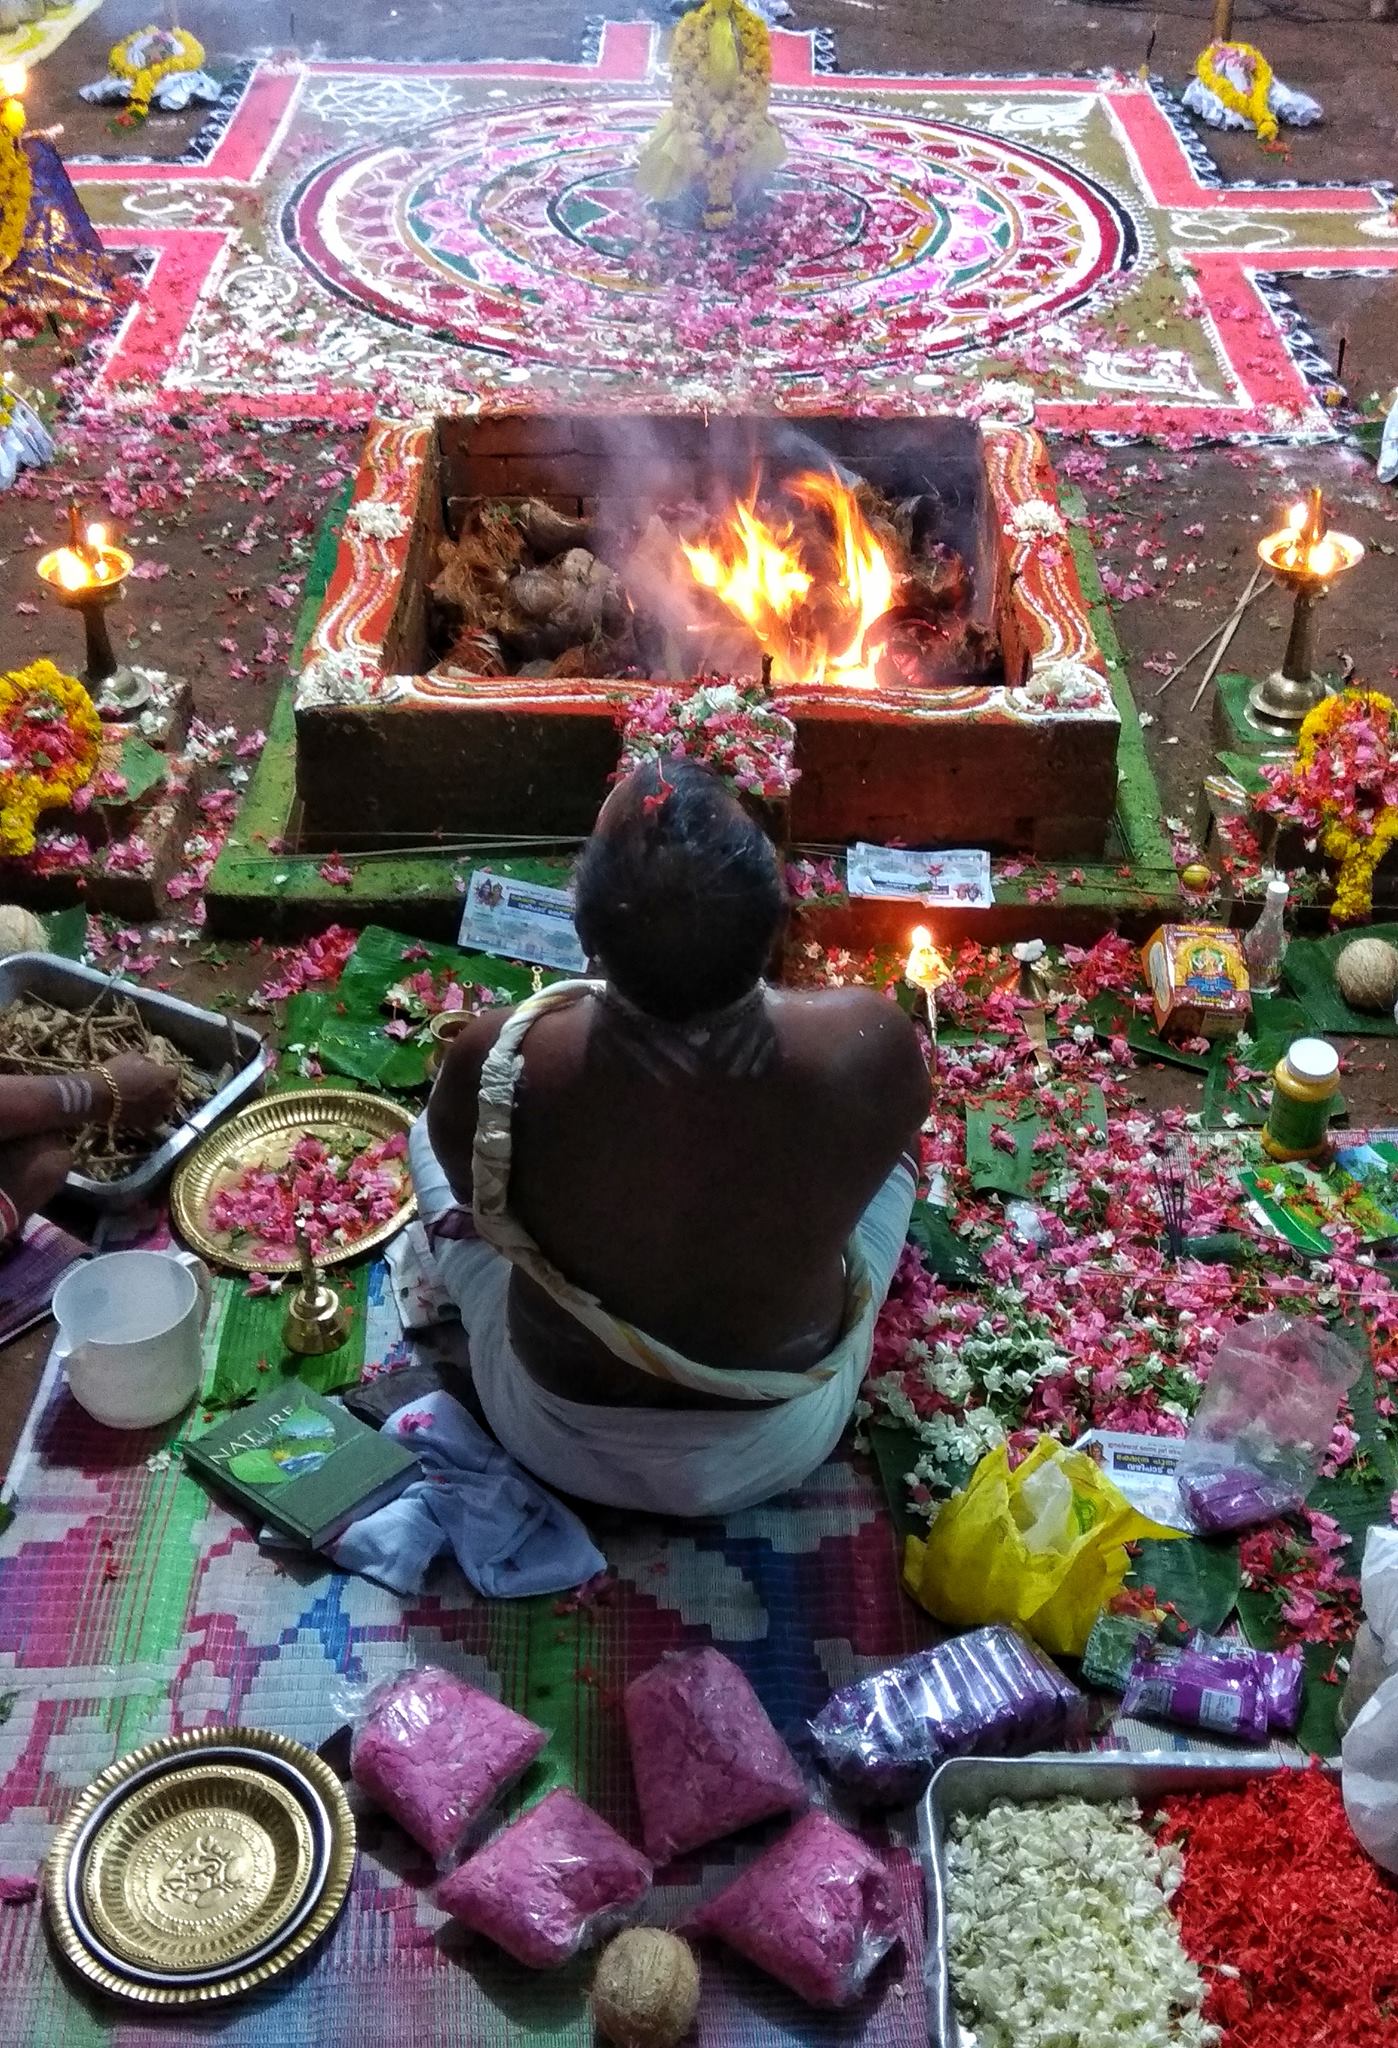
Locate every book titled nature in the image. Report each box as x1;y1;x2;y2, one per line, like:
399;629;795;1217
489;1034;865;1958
184;1389;418;1549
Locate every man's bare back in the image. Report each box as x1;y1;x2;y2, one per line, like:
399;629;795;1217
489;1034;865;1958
427;983;927;1408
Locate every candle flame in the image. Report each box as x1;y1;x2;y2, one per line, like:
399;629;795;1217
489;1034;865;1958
85;522;106;553
1;65;25;100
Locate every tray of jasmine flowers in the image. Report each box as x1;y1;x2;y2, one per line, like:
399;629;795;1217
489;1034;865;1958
918;1750;1345;2048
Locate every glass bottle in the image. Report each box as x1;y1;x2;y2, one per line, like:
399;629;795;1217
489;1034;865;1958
1243;875;1289;995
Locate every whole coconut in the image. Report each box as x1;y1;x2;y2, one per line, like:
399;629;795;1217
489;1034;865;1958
591;1929;701;2048
0;905;47;958
1335;936;1398;1014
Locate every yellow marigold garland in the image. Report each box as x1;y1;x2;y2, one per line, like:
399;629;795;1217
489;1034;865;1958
637;0;785;228
106;26;205;122
1195;40;1279;144
0;116;31;278
0;660;101;859
1297;690;1398;923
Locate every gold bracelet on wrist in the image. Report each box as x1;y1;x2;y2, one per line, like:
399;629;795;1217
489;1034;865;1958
92;1062;123;1134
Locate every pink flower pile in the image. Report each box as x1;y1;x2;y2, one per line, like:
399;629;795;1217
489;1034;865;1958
251;925;358;1007
209;1128;409;1260
1239;1508;1362;1647
1259;693;1398;840
847;930;1398;1648
619;675;798;802
385;965;511;1022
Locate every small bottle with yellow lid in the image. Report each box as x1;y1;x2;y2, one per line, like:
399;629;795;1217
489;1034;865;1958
1261;1037;1340;1163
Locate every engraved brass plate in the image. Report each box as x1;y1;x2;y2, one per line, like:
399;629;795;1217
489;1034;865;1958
170;1087;415;1273
46;1725;357;2008
82;1763;315;1973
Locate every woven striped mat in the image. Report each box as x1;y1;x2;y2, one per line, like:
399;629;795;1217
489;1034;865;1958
0;1264;934;2047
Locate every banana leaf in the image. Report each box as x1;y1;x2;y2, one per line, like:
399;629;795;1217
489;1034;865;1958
1127;1536;1240;1633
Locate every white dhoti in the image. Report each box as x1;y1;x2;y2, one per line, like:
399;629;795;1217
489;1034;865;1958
408;1114;915;1519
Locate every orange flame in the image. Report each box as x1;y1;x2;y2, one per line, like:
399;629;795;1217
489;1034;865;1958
681;491;812;654
905;924;951;995
680;468;896;688
55;548;92;591
1279;497;1342;579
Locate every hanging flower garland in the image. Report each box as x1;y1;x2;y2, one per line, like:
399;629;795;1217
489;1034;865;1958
1259;688;1398;923
1194;40;1279;144
105;26;206;123
0;660;102;859
0;95;31;278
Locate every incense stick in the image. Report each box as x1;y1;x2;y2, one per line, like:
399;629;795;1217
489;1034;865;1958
1153;567;1264;698
1189;565;1265;712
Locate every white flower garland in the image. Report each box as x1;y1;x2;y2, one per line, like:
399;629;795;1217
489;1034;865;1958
1006;497;1069;543
946;1796;1220;2048
1017;658;1111;711
295;650;412;709
346;499;412;542
976;379;1038;423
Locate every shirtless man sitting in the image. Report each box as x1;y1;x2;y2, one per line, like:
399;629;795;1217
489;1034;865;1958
412;758;927;1518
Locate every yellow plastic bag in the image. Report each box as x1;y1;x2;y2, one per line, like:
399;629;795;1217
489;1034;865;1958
902;1435;1184;1657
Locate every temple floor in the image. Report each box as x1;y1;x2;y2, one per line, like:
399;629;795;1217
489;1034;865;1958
0;0;1395;2039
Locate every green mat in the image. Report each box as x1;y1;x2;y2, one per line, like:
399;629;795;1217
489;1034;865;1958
1284;925;1398;1038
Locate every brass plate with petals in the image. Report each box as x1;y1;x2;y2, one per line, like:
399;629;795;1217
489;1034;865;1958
170;1087;416;1273
45;1726;356;2008
82;1763;316;1974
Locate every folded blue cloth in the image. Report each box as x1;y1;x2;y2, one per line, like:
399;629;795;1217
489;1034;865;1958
331;1388;606;1599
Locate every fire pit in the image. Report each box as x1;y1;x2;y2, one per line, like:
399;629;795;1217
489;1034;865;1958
294;413;1119;856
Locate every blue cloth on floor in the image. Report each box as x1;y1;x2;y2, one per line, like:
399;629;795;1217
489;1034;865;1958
330;1388;605;1599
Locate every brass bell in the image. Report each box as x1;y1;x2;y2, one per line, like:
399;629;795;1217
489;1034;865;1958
282;1231;351;1357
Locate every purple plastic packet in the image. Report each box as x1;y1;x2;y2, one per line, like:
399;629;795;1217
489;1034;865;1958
1177;1463;1306;1534
1188;1631;1304;1733
1122;1645;1269;1742
809;1625;1085;1804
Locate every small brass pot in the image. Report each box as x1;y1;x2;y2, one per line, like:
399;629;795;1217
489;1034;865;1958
426;1009;472;1077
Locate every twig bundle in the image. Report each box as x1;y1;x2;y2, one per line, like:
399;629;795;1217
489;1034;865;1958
0;993;230;1180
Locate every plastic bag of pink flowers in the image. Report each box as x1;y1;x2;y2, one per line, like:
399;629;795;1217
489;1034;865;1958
688;1810;901;2008
350;1666;548;1865
437;1787;652;1968
624;1646;806;1862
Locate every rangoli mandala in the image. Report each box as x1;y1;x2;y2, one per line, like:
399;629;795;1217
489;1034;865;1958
286;97;1137;376
72;23;1398;439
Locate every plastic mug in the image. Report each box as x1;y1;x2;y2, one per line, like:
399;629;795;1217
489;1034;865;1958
53;1248;212;1429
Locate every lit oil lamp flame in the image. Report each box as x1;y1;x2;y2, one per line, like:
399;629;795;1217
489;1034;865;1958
1259;484;1364;584
36;512;135;599
904;924;951;997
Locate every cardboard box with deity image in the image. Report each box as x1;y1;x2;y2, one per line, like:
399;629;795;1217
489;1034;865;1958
1142;923;1251;1041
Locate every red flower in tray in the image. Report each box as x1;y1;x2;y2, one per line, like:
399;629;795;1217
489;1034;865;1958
209;1130;409;1263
